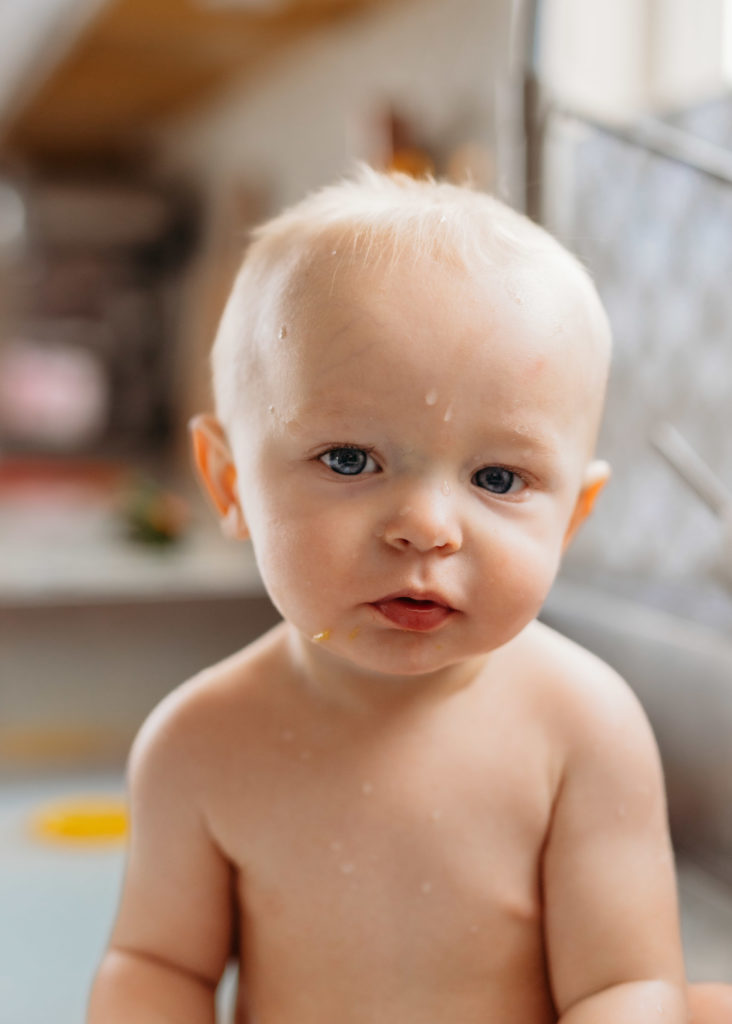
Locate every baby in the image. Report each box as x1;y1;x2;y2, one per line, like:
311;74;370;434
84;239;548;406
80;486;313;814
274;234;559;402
89;169;732;1023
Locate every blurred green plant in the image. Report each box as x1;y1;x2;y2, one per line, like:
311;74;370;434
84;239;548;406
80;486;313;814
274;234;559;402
122;476;190;546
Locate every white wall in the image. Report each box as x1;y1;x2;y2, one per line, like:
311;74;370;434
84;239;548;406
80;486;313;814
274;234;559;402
163;0;732;193
159;0;514;207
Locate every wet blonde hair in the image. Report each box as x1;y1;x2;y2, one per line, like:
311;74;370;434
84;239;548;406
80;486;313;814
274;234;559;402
211;164;609;432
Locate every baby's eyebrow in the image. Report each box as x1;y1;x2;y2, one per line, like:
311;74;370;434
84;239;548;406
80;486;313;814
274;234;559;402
478;426;562;460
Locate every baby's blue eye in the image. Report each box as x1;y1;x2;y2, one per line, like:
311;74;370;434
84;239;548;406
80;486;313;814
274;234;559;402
472;466;524;495
320;447;377;476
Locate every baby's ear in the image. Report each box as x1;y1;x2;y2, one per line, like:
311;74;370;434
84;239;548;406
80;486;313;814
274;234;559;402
189;414;249;540
562;460;611;551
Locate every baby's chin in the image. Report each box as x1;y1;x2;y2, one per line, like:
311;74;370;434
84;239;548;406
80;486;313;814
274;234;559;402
298;624;485;683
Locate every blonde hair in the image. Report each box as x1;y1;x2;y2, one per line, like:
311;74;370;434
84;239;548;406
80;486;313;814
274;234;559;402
211;165;607;431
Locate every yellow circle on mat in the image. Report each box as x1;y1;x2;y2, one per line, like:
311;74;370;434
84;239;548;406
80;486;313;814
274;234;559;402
30;797;128;845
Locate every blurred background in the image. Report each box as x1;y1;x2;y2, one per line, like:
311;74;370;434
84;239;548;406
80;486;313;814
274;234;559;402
2;1;732;1021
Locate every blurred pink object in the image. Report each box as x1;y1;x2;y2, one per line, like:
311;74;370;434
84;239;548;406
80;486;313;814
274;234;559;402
0;337;108;447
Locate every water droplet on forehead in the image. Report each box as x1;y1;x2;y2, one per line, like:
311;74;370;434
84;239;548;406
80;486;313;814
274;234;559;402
443;404;453;422
425;389;438;406
278;324;288;340
340;862;355;875
441;481;451;496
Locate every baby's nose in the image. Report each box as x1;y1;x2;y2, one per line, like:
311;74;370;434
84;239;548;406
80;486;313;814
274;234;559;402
381;482;462;555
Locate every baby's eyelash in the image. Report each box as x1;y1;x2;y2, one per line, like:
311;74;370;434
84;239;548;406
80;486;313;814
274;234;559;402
312;443;377;460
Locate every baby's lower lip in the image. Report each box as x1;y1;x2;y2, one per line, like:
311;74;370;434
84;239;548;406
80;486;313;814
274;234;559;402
371;597;454;632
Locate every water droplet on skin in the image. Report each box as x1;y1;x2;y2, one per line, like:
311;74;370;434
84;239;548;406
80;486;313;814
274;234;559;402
441;480;451;496
312;629;331;643
340;862;355;875
361;782;374;796
268;405;275;414
425;389;438;406
439;215;447;223
331;249;337;255
278;324;288;340
443;404;453;422
421;881;433;895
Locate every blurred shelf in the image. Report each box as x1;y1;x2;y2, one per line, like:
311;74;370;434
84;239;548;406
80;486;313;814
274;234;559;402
0;521;264;606
0;467;264;605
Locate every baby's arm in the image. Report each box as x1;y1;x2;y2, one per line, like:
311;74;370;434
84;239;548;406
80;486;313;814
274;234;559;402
87;690;235;1024
542;662;687;1023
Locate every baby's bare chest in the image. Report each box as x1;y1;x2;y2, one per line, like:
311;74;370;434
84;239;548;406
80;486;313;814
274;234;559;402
208;703;556;1003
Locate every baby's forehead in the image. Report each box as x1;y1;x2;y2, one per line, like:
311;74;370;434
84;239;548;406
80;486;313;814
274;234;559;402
254;248;604;421
275;233;607;353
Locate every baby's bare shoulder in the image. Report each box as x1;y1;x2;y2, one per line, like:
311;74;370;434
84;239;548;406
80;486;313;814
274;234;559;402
129;622;288;778
519;619;655;758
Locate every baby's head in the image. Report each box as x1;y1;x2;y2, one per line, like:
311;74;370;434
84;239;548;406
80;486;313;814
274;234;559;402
211;167;610;450
192;168;611;677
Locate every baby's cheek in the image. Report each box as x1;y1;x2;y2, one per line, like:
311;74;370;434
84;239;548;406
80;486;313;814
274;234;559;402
493;531;562;612
251;517;336;616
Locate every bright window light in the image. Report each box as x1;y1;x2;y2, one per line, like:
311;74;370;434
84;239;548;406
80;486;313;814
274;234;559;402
724;0;732;83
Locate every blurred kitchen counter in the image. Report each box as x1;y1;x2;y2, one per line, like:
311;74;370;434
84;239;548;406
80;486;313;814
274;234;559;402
0;457;264;606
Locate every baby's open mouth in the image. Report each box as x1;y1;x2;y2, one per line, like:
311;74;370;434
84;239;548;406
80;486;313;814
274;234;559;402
370;594;454;632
